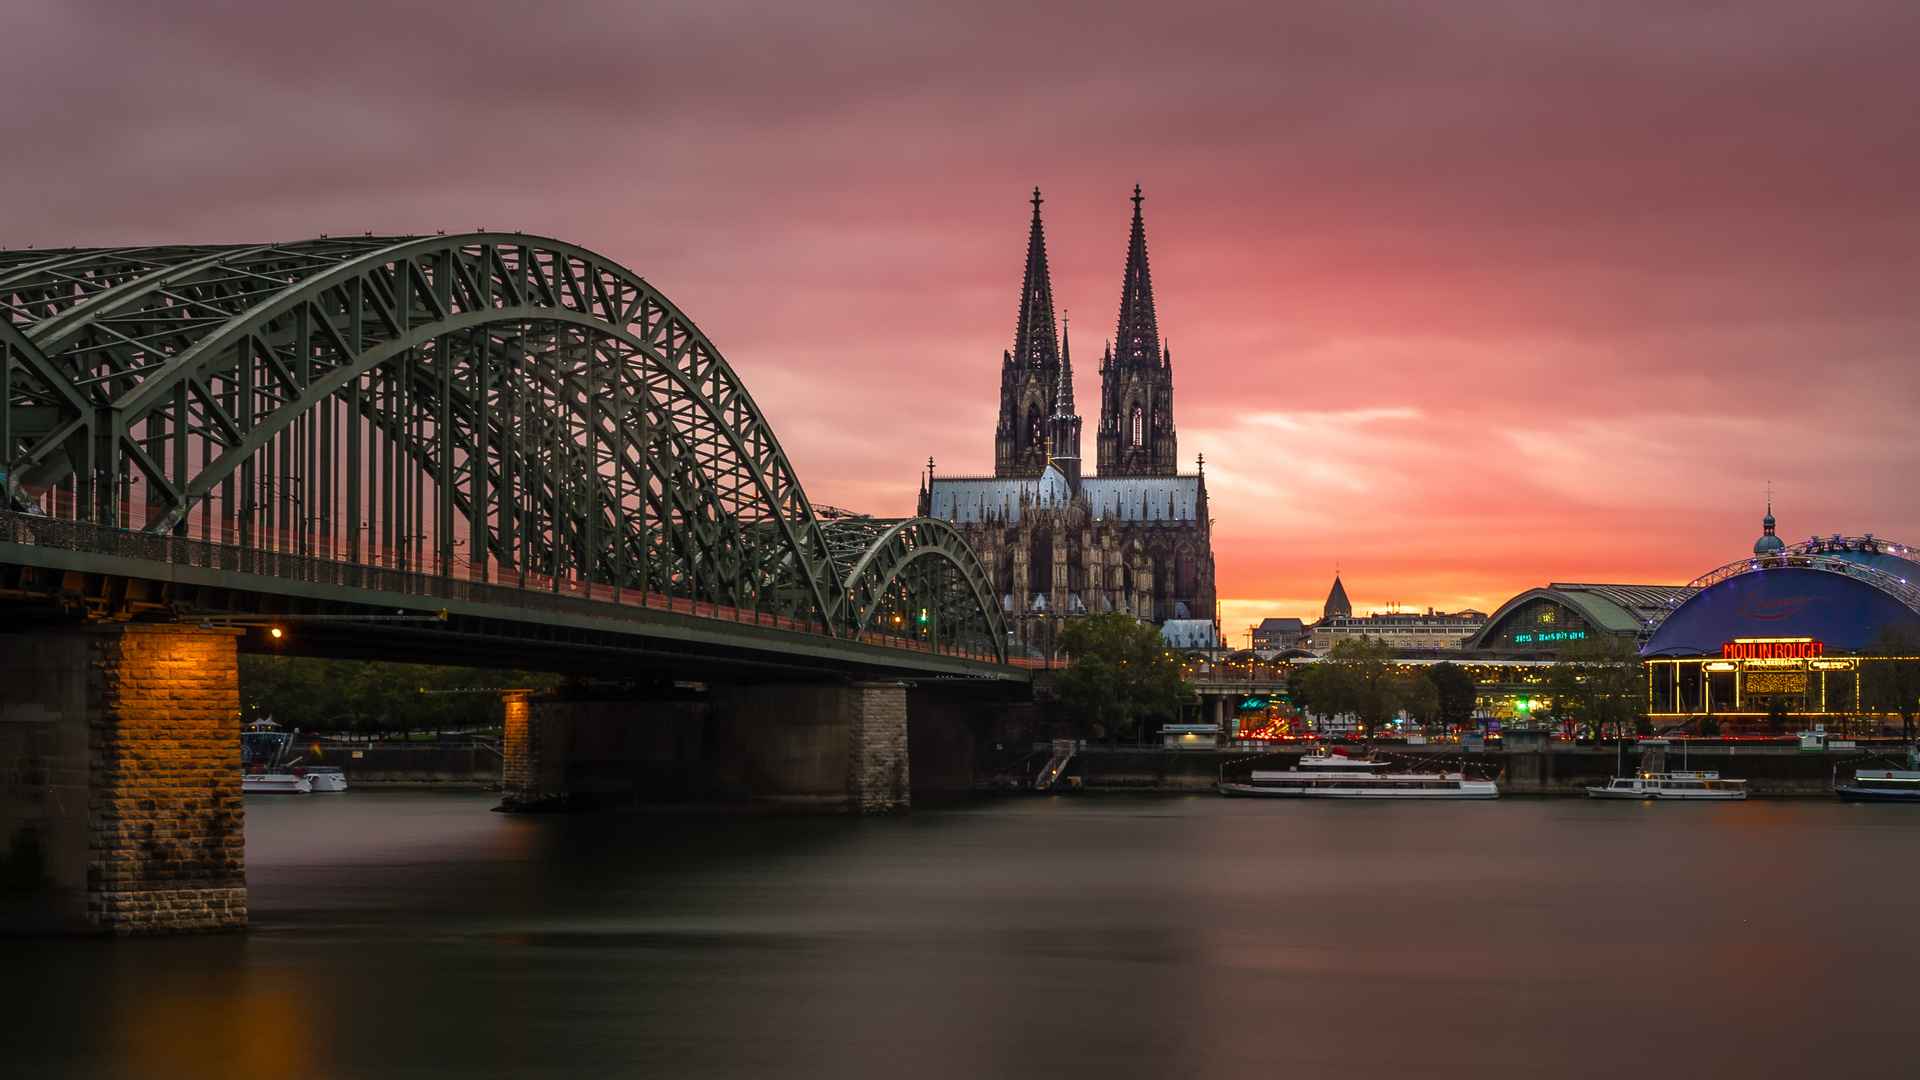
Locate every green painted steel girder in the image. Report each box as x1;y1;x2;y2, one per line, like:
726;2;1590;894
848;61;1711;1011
1;235;1008;662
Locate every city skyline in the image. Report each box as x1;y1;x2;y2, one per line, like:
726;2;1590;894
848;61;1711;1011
5;1;1918;630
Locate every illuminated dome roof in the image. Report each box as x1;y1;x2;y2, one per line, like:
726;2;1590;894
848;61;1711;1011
1753;504;1785;555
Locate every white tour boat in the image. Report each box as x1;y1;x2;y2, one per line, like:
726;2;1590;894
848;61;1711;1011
1585;770;1746;800
1220;750;1498;799
239;718;348;793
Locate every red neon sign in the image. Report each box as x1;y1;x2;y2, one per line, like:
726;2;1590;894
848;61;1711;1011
1721;640;1823;659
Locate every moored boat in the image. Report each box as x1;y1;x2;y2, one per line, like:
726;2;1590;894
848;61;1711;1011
1587;776;1659;799
241;718;338;794
1585;770;1746;800
1221;752;1497;799
1834;768;1920;802
242;769;312;794
304;766;349;793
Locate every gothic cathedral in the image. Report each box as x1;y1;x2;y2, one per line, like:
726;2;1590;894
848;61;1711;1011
922;188;1217;654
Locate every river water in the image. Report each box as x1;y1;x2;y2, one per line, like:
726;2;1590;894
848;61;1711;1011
5;790;1918;1079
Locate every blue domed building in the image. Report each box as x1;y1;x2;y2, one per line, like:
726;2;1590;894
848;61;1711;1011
1644;506;1920;658
1640;506;1920;727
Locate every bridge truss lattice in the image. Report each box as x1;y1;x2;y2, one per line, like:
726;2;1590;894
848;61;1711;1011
0;234;1005;659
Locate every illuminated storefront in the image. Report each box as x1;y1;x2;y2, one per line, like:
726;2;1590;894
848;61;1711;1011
1647;639;1862;723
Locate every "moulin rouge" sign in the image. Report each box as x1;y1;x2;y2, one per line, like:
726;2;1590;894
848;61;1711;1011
1722;638;1823;660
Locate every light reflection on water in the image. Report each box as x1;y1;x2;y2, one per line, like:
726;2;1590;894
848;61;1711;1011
5;791;1917;1079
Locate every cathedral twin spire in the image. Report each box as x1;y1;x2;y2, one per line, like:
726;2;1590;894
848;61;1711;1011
994;189;1063;478
1010;188;1060;375
994;186;1178;481
1097;185;1177;477
1110;186;1163;377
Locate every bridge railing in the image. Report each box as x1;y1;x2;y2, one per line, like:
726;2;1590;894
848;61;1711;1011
1184;661;1292;684
0;510;1004;663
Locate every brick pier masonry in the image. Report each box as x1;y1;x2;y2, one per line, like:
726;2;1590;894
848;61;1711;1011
1;625;246;935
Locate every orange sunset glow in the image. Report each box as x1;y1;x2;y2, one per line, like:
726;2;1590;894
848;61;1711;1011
6;1;1917;630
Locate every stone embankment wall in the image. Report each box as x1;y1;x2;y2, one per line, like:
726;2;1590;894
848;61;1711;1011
322;745;502;785
974;744;1223;791
968;741;1897;796
1445;744;1880;797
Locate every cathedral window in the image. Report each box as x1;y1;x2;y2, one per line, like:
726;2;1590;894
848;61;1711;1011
1130;406;1144;447
1030;535;1053;593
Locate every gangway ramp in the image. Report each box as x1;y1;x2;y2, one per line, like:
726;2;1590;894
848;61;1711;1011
1035;739;1079;790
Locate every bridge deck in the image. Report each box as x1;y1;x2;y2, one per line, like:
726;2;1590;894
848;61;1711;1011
0;511;1027;684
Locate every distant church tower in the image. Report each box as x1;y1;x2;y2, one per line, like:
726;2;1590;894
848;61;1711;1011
1098;186;1178;478
995;188;1062;478
1324;574;1352;619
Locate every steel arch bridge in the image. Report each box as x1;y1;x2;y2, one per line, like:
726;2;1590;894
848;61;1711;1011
0;234;1007;663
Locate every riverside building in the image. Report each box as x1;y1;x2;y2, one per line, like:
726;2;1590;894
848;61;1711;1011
1250;617;1307;650
1308;609;1488;652
1304;575;1486;652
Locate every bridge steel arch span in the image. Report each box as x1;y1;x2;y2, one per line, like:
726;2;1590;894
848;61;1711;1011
1;235;1007;659
823;516;1006;654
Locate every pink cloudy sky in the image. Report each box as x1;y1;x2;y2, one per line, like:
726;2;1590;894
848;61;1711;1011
6;0;1920;632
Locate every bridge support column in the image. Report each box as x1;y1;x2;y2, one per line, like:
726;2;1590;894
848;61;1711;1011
846;682;910;813
499;690;559;811
498;680;909;813
712;681;909;813
848;680;913;807
0;624;245;935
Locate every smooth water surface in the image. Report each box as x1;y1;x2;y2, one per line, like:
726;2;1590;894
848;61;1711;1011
5;790;1917;1079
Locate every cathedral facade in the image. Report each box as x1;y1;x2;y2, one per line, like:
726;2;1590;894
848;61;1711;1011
920;187;1217;653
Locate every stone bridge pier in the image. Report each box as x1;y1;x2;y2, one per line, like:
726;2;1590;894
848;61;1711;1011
501;680;913;813
0;624;246;935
